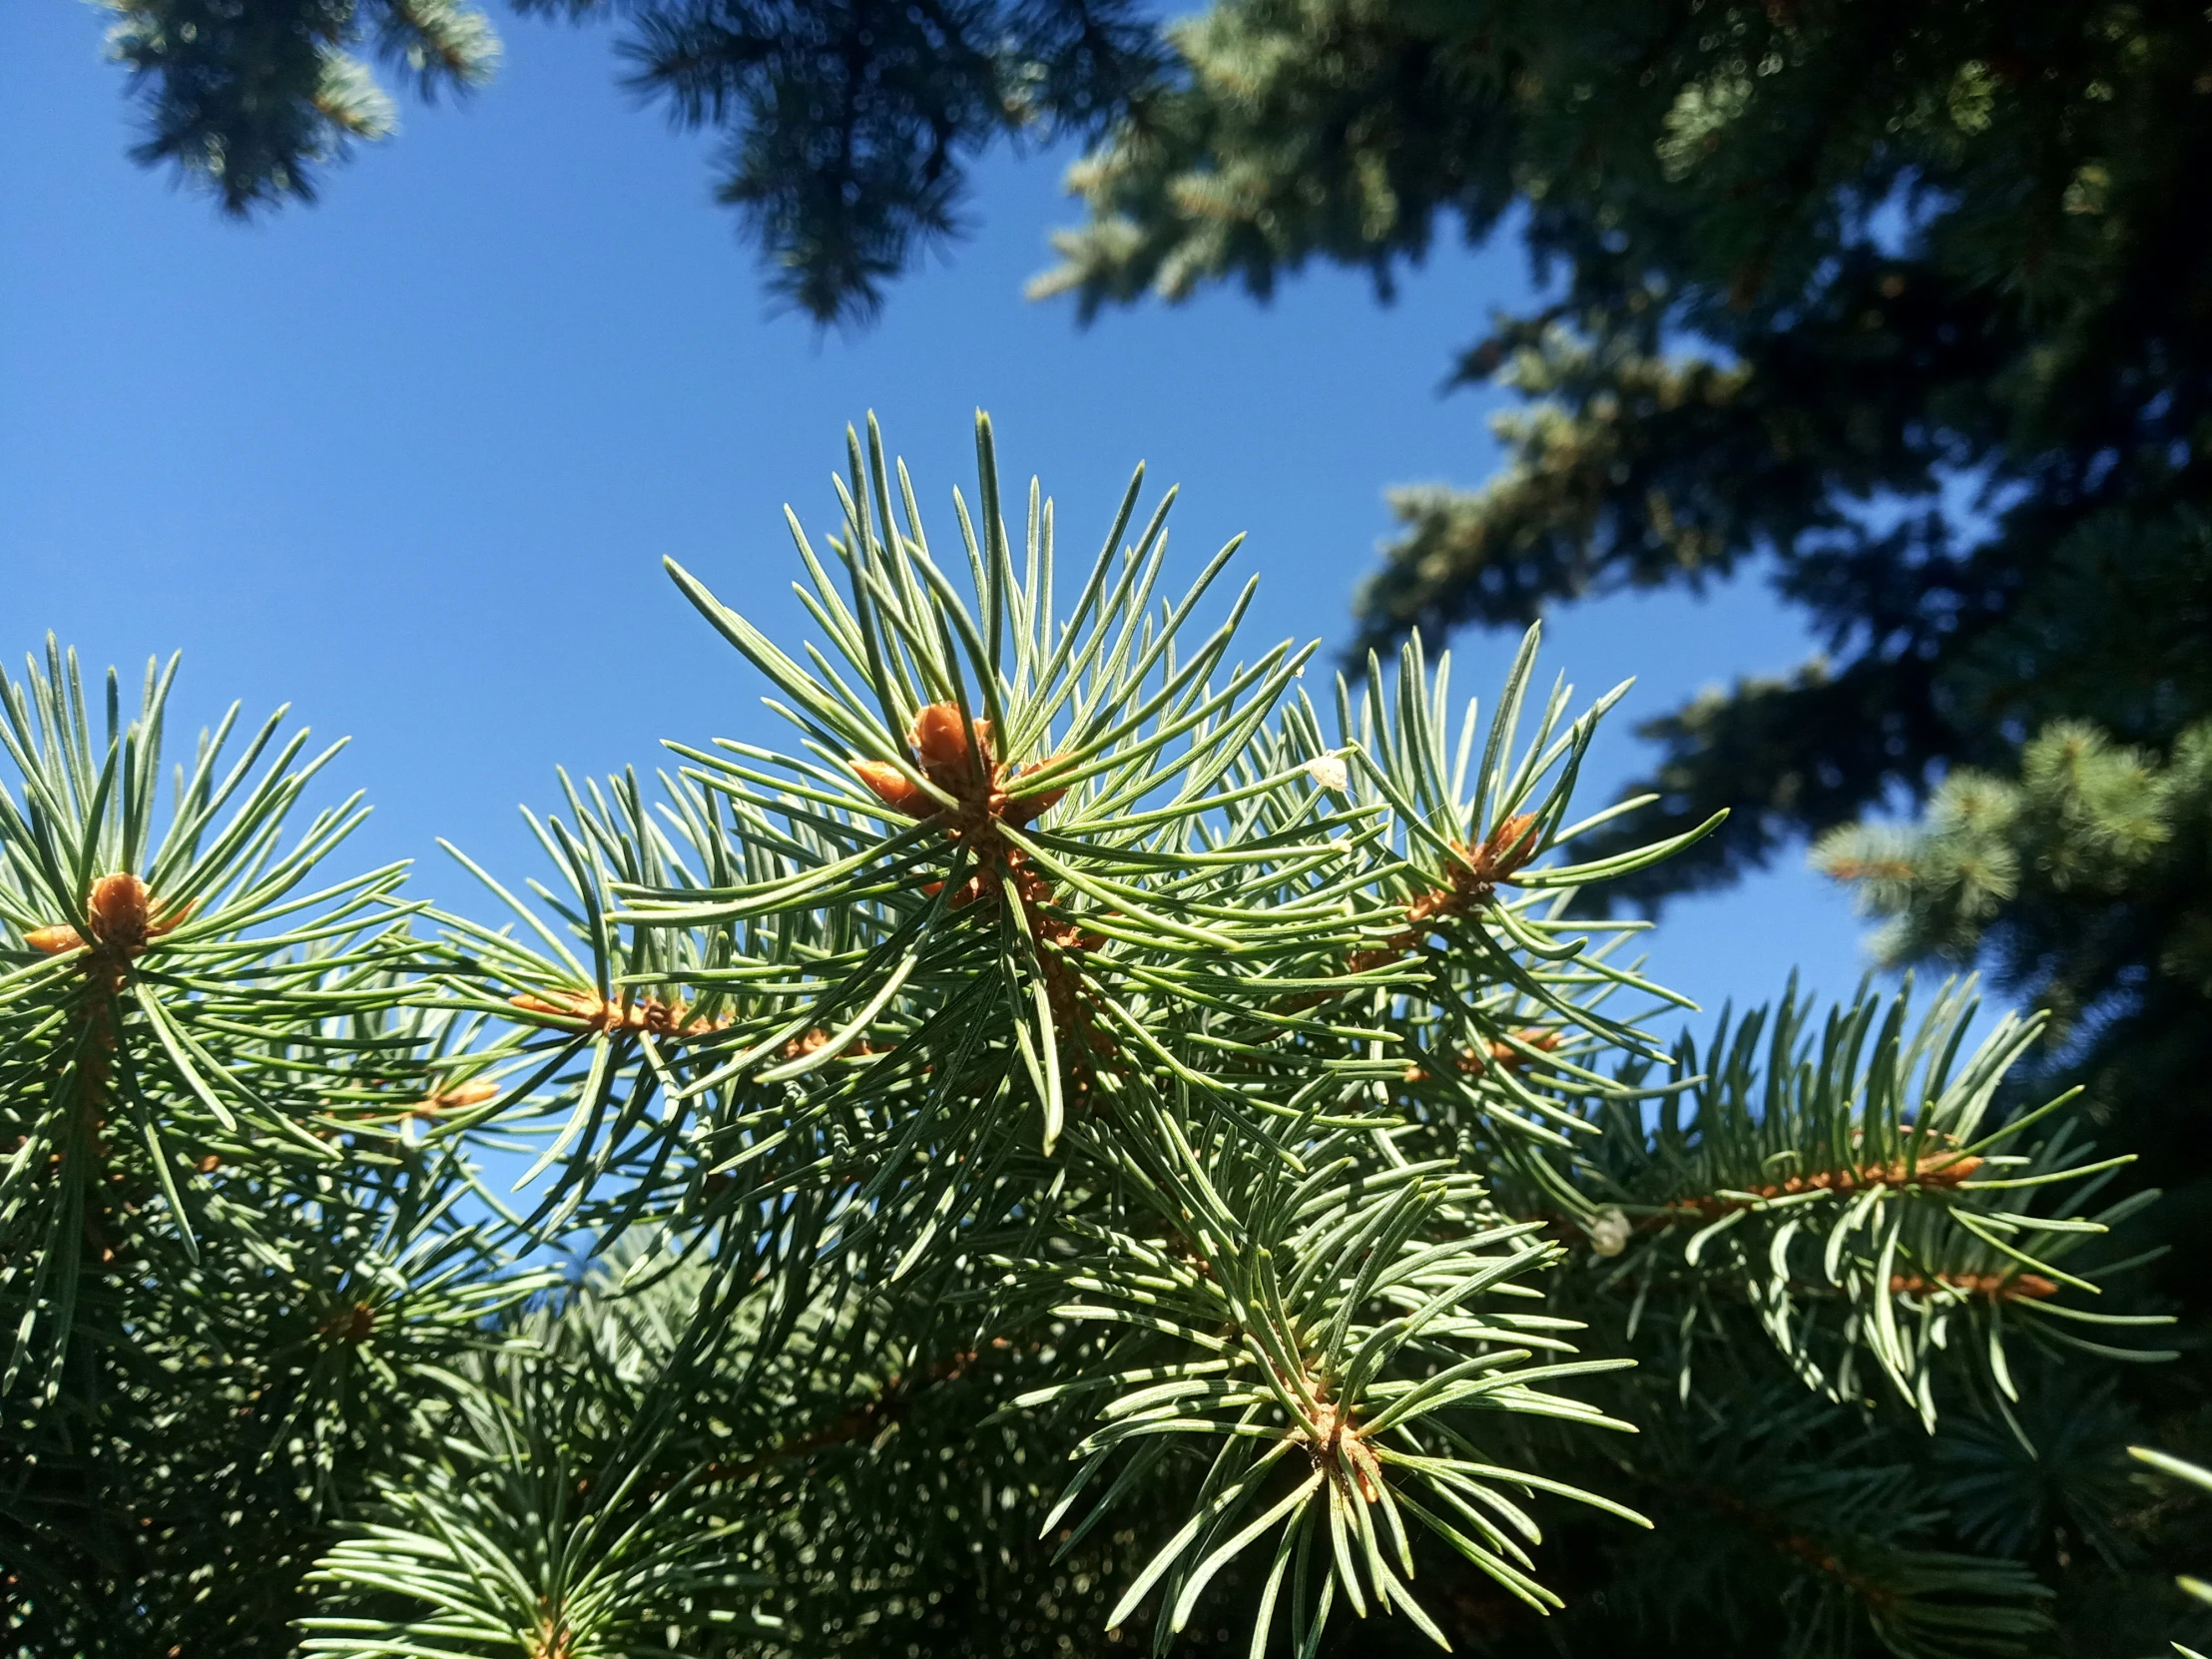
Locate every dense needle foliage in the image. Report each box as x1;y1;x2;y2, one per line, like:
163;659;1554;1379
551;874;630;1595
90;0;2212;1278
4;419;2206;1657
1024;0;2212;1270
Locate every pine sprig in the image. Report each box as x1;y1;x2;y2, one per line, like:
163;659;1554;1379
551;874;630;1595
1009;1089;1644;1655
1527;979;2173;1426
0;645;428;1401
299;1318;777;1658
5;418;2181;1658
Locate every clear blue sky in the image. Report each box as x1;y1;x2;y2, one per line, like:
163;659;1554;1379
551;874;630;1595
0;4;1934;1037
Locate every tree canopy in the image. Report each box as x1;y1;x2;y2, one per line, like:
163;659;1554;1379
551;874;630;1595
95;0;2212;1274
5;419;2205;1658
65;9;2212;1648
1022;4;2212;1226
97;0;1159;317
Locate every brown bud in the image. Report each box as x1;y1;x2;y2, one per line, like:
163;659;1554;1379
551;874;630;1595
86;873;153;951
851;760;927;815
410;1079;500;1117
1463;1028;1562;1073
921;873;997;910
780;1028;831;1062
24;873;189;957
910;702;991;782
1481;813;1541;877
1002;757;1069;824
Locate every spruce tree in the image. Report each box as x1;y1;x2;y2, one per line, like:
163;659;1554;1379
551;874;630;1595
5;418;2203;1657
96;0;500;209
1021;1;2212;1258
92;0;2212;1268
95;0;1159;318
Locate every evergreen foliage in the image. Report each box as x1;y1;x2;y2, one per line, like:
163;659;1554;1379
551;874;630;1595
91;0;2212;1263
97;0;1158;319
5;419;2205;1656
2130;1446;2212;1657
98;0;499;209
1021;0;2212;1276
1816;718;2212;1267
539;0;1162;319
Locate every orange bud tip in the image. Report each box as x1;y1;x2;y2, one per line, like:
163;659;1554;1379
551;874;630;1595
910;702;991;775
86;872;153;950
26;872;186;958
851;760;925;814
1004;759;1070;823
428;1080;500;1112
779;1028;832;1062
1484;813;1541;874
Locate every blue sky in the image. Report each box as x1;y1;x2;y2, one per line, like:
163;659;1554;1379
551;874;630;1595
0;4;1930;1038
